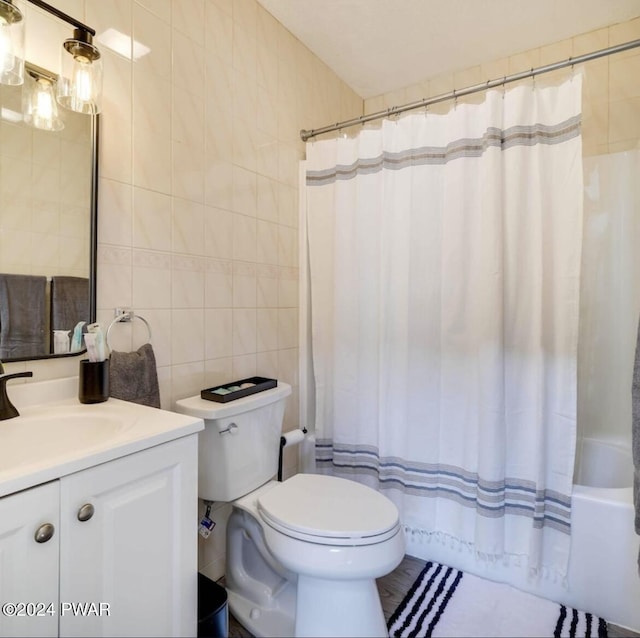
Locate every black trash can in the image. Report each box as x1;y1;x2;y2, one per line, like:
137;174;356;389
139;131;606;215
198;573;229;638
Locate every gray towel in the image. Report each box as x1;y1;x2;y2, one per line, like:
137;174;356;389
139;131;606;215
109;343;161;408
0;273;47;359
633;316;640;573
51;276;89;332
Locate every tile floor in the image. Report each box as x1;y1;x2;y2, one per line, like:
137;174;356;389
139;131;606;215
224;554;639;637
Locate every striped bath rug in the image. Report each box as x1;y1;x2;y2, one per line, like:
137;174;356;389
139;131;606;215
388;561;608;637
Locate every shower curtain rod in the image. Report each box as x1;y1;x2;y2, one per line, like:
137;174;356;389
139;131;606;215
300;38;640;142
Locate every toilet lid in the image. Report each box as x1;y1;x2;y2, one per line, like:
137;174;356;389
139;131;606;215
257;474;400;546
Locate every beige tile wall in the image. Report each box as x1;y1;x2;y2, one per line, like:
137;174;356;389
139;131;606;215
5;0;361;412
364;17;640;157
91;0;361;430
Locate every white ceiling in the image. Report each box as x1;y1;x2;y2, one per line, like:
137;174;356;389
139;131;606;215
256;0;640;99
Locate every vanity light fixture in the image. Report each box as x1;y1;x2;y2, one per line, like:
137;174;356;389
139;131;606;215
0;0;25;86
22;65;63;131
57;26;102;115
26;0;102;114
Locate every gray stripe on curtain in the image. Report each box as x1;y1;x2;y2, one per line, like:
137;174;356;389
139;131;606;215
306;115;581;186
315;440;572;533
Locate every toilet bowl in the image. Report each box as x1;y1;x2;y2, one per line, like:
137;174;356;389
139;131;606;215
175;383;405;637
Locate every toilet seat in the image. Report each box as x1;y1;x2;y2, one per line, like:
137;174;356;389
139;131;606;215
257;474;400;546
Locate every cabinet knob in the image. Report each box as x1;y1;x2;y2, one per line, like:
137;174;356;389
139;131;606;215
77;503;95;522
34;523;55;543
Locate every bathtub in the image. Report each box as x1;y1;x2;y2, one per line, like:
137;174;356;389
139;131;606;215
404;436;640;632
567;437;640;631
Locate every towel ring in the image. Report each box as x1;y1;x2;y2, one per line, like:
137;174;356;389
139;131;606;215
106;312;152;350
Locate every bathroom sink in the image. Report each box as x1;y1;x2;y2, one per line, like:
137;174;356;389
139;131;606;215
0;376;204;498
0;409;127;468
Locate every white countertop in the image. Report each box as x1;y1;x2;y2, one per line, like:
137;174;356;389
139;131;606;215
0;376;204;497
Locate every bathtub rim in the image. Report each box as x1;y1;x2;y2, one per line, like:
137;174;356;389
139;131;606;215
573;435;633;490
572;483;632;505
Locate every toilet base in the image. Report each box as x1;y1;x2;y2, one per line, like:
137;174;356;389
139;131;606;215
225;504;297;638
295;574;388;637
229;572;389;638
226;482;402;637
228;584;295;638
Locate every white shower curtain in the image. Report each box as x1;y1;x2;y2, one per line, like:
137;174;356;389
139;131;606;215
305;77;583;579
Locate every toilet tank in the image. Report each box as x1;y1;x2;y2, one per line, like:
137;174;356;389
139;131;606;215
174;383;292;501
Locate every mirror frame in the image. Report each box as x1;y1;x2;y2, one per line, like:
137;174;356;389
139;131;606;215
2;86;99;363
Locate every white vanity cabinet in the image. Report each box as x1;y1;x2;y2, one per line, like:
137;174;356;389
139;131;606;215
60;434;198;637
0;435;198;638
0;481;60;637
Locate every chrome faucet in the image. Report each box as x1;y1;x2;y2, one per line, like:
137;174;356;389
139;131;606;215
0;360;33;421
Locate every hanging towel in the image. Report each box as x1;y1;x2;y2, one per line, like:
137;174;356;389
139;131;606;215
0;273;47;359
109;343;161;408
51;276;89;332
633;316;640;572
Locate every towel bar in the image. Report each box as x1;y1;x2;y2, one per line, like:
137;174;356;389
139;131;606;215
106;311;152;350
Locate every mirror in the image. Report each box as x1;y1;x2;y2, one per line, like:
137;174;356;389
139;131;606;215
0;63;97;362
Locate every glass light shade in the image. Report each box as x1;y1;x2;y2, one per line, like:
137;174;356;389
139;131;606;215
22;73;64;131
0;0;24;86
57;29;102;115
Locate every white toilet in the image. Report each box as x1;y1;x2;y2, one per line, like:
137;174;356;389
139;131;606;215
175;382;405;638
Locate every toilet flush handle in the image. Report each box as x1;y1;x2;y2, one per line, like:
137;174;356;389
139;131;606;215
219;422;239;435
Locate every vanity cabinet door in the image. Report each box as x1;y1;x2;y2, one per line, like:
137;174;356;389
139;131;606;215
0;481;60;638
59;435;198;638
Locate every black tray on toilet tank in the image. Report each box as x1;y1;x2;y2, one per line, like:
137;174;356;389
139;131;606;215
200;377;277;403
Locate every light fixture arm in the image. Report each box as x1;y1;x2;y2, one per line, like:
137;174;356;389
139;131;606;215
23;0;95;36
25;60;56;82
